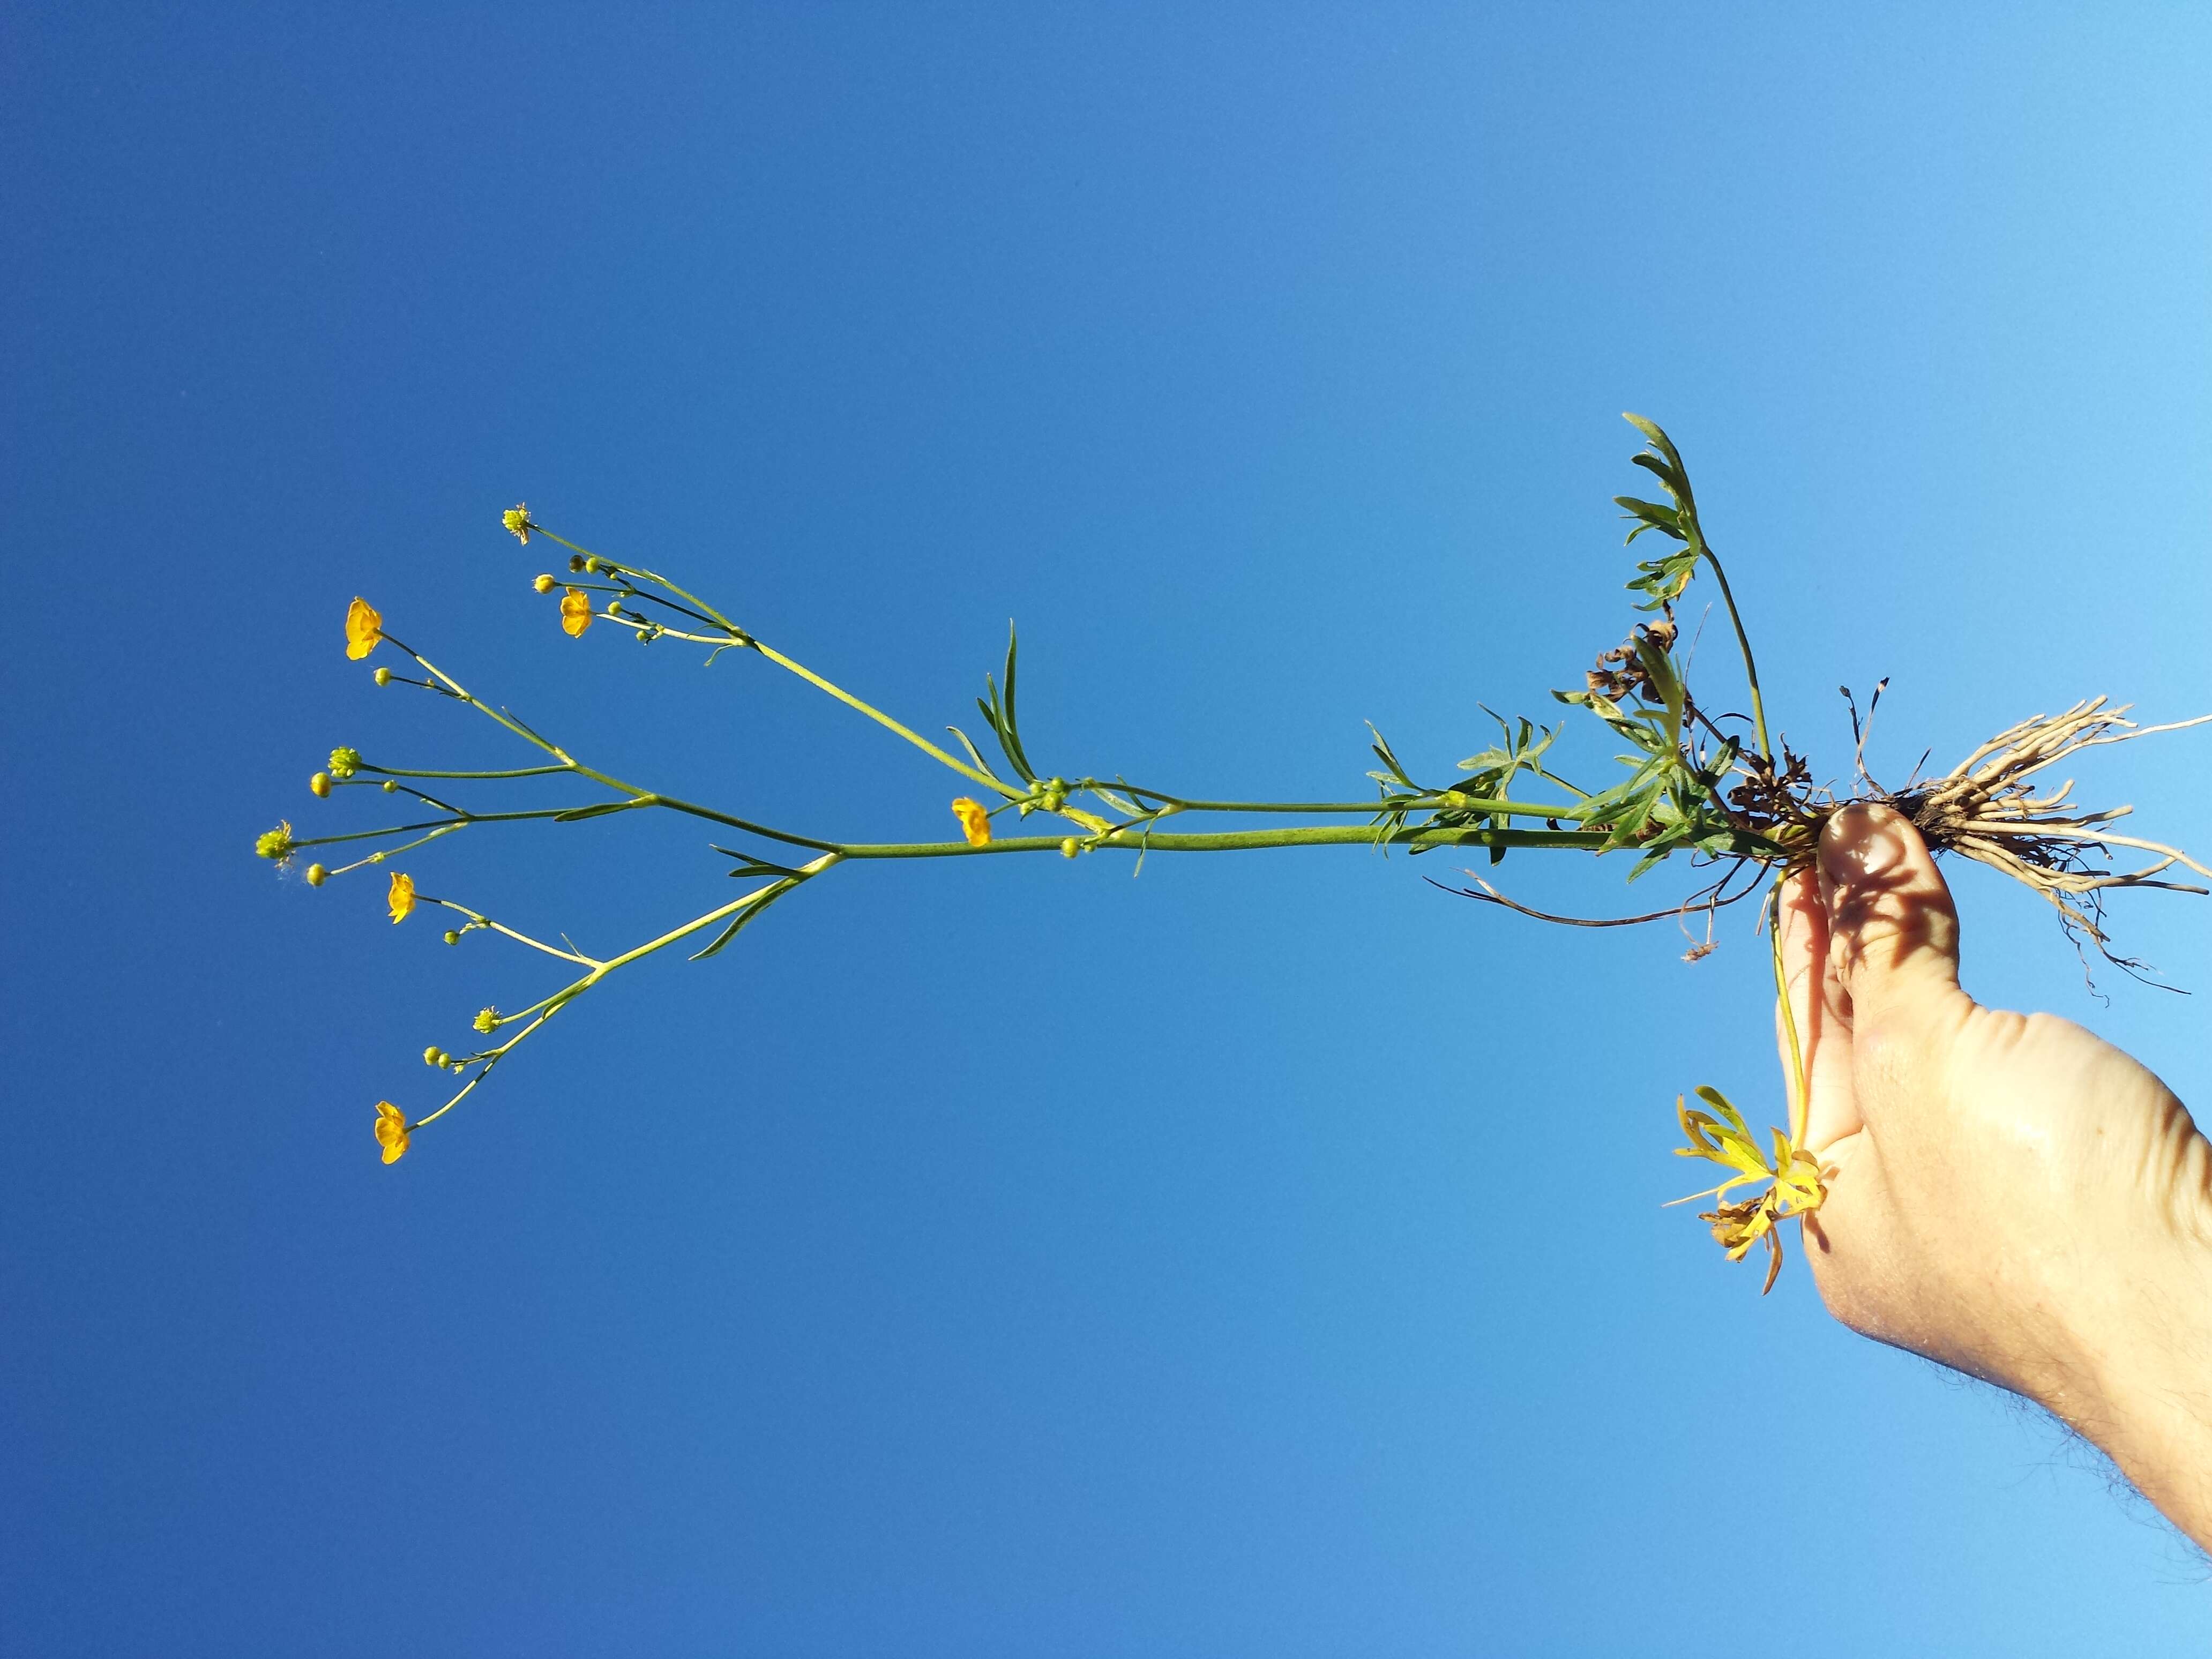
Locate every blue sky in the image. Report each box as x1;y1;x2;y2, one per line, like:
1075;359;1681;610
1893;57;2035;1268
5;3;2211;1652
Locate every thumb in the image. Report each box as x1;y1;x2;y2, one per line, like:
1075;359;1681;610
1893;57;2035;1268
1818;803;1962;1023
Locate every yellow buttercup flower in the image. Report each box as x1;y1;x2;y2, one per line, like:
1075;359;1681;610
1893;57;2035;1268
387;871;416;923
504;503;532;545
951;797;992;846
374;1101;411;1164
255;820;296;864
560;588;594;638
345;597;383;661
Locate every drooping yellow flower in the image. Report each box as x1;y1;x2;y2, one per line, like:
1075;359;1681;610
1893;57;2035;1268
504;504;532;545
951;797;992;846
1671;1085;1826;1295
387;871;416;923
374;1101;411;1164
560;588;594;638
345;596;383;661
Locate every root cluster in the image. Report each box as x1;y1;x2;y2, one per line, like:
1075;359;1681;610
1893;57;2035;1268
1872;700;2209;970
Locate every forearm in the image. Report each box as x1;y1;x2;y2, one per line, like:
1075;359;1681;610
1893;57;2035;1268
2064;1224;2212;1551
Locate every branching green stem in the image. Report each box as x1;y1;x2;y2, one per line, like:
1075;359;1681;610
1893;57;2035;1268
1697;547;1772;763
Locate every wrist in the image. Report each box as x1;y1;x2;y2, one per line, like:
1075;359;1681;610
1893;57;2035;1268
2056;1214;2212;1550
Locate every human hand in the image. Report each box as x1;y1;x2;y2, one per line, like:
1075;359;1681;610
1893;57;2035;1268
1778;804;2212;1548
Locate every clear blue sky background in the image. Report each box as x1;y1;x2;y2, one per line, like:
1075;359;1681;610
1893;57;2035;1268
6;4;2211;1653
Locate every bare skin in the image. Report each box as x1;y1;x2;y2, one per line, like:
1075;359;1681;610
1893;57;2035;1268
1778;804;2212;1549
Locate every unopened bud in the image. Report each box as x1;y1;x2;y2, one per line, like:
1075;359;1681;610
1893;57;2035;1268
569;553;586;572
382;779;398;793
443;930;461;946
1061;838;1080;858
534;573;557;594
305;863;328;886
423;1045;442;1067
373;667;393;686
309;771;331;798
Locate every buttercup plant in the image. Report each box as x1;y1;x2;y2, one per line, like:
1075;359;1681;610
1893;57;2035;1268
258;417;2210;1291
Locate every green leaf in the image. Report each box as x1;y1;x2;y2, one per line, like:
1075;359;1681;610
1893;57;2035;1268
945;724;1002;781
976;625;1039;786
999;623;1036;782
709;846;807;880
551;799;644;823
1614;496;1686;542
690;879;796;961
1621;412;1684;475
1629;451;1683;492
1366;722;1419;790
1634;636;1685;750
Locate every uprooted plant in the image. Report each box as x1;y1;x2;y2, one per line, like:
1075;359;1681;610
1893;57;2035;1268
255;415;2210;1292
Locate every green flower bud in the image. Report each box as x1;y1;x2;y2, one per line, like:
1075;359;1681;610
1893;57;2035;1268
1060;838;1080;858
423;1045;442;1067
443;930;461;946
309;771;331;798
305;863;328;886
534;573;557;594
327;746;361;778
382;779;398;793
373;667;392;686
569;552;586;572
255;821;296;864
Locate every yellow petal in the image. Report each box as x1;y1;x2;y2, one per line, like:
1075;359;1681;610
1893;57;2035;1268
951;797;991;847
560;589;594;637
387;871;416;923
374;1102;410;1163
345;596;384;661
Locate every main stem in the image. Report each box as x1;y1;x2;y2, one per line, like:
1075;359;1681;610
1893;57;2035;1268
826;824;1782;859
